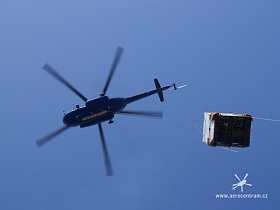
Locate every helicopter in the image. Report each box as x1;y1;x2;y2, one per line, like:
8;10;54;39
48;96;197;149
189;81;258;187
36;47;186;176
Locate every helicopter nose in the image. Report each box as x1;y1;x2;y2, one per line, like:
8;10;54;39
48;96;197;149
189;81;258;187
63;116;67;125
63;115;70;126
63;113;75;127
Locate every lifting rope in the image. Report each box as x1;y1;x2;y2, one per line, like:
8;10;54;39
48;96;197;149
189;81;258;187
121;113;280;153
253;117;280;122
117;112;280;135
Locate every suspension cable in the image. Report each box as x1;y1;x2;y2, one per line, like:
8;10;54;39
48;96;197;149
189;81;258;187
253;117;280;122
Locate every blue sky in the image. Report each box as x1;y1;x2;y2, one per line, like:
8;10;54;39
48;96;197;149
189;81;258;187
1;1;280;209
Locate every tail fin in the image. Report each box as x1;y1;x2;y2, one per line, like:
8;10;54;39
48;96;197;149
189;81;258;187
154;78;164;102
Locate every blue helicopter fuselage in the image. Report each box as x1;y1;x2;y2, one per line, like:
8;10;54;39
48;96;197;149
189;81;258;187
63;96;127;128
62;84;172;128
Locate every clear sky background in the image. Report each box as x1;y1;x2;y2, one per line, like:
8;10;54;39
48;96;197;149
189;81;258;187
1;1;280;209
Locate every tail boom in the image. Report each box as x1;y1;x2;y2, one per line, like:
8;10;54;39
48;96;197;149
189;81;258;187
125;80;171;104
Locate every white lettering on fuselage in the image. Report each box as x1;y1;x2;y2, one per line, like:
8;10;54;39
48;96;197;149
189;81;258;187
82;110;107;121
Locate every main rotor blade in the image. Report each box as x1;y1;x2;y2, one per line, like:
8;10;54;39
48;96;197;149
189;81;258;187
118;110;163;118
43;63;88;102
100;47;124;96
36;126;68;147
98;123;113;176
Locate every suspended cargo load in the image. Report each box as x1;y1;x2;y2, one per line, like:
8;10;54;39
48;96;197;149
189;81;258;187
202;112;253;148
